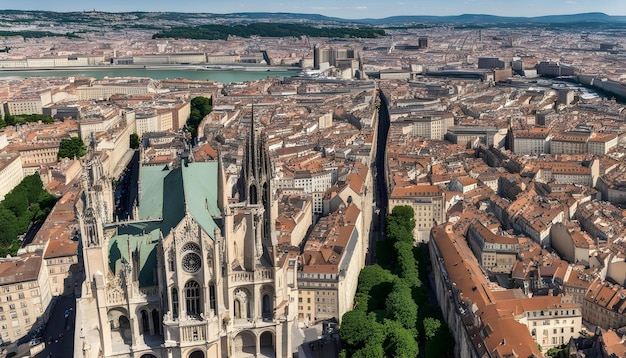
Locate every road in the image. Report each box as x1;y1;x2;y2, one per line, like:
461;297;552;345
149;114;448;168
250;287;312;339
367;87;391;265
37;296;76;358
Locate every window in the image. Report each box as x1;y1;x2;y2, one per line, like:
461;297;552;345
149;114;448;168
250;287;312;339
8;304;14;311
184;281;201;317
209;283;216;314
171;288;179;319
18;293;24;299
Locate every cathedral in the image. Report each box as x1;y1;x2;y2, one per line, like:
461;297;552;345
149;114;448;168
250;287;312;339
75;118;299;358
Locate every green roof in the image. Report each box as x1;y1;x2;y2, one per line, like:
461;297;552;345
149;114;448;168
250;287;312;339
108;161;221;287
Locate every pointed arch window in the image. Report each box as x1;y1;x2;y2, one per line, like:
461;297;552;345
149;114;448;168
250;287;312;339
171;287;179;319
185;281;202;317
209;283;216;315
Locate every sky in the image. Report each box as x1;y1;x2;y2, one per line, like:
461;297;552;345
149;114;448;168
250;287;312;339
3;0;626;19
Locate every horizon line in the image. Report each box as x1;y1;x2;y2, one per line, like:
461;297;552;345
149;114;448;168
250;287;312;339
2;9;626;20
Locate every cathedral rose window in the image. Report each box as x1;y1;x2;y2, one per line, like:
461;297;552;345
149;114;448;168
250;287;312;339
182;252;202;273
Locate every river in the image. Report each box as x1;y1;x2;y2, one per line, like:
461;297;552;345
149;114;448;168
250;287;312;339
0;67;299;82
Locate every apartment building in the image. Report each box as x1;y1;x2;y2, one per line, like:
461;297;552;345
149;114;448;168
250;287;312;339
405;114;454;140
5;99;43;115
513;298;582;349
135;111;160;137
588;133;619;155
0;253;52;345
583;279;626;330
275;194;313;247
512;128;551;155
293;169;334;215
550;132;589;155
389;185;445;242
466;220;518;273
446;126;504;148
76;79;156;101
429;225;542;357
297;204;364;323
0;152;23;201
550;223;594;265
43;239;79;296
430;224;582;355
15;142;60;167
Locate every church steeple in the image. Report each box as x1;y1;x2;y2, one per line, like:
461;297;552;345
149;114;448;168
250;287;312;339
238;105;276;266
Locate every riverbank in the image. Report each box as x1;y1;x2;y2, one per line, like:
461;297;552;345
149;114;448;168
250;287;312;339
0;63;301;72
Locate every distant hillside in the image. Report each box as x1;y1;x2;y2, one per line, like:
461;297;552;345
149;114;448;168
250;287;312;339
1;10;625;29
361;12;626;26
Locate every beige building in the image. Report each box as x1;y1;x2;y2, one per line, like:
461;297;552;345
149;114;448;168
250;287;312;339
43;239;79;297
466;220;518;273
0;152;24;201
275;194;313;247
512;297;582;350
583;279;626;330
16;142;60;167
550;132;589;155
588;133;619;155
5;98;43;115
76;79;156;101
0;253;53;345
135;112;160;137
550;223;594;265
512;128;551;155
404;114;454;140
389;185;445;242
297;204;364;324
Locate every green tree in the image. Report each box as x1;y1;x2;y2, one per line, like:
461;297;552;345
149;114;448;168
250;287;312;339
57;136;87;160
353;342;385;358
187;96;213;137
425;320;454;358
423;317;441;341
4;112;15;126
340;310;384;355
394;241;422;288
385;280;418;331
390;205;416;228
383;320;419;358
130;133;140;149
0;174;57;256
357;265;395;311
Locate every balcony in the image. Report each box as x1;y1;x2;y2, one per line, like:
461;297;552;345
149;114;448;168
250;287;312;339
230;269;273;284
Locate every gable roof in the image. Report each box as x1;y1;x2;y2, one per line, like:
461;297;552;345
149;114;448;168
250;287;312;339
108;161;221;287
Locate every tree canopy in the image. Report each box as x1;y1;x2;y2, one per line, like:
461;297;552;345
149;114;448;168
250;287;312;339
57;136;87;160
0;175;57;257
1;113;53;129
130;133;140;149
340;205;454;358
186;96;213;137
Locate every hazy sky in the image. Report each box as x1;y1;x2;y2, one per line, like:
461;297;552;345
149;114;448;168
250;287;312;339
4;0;626;19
